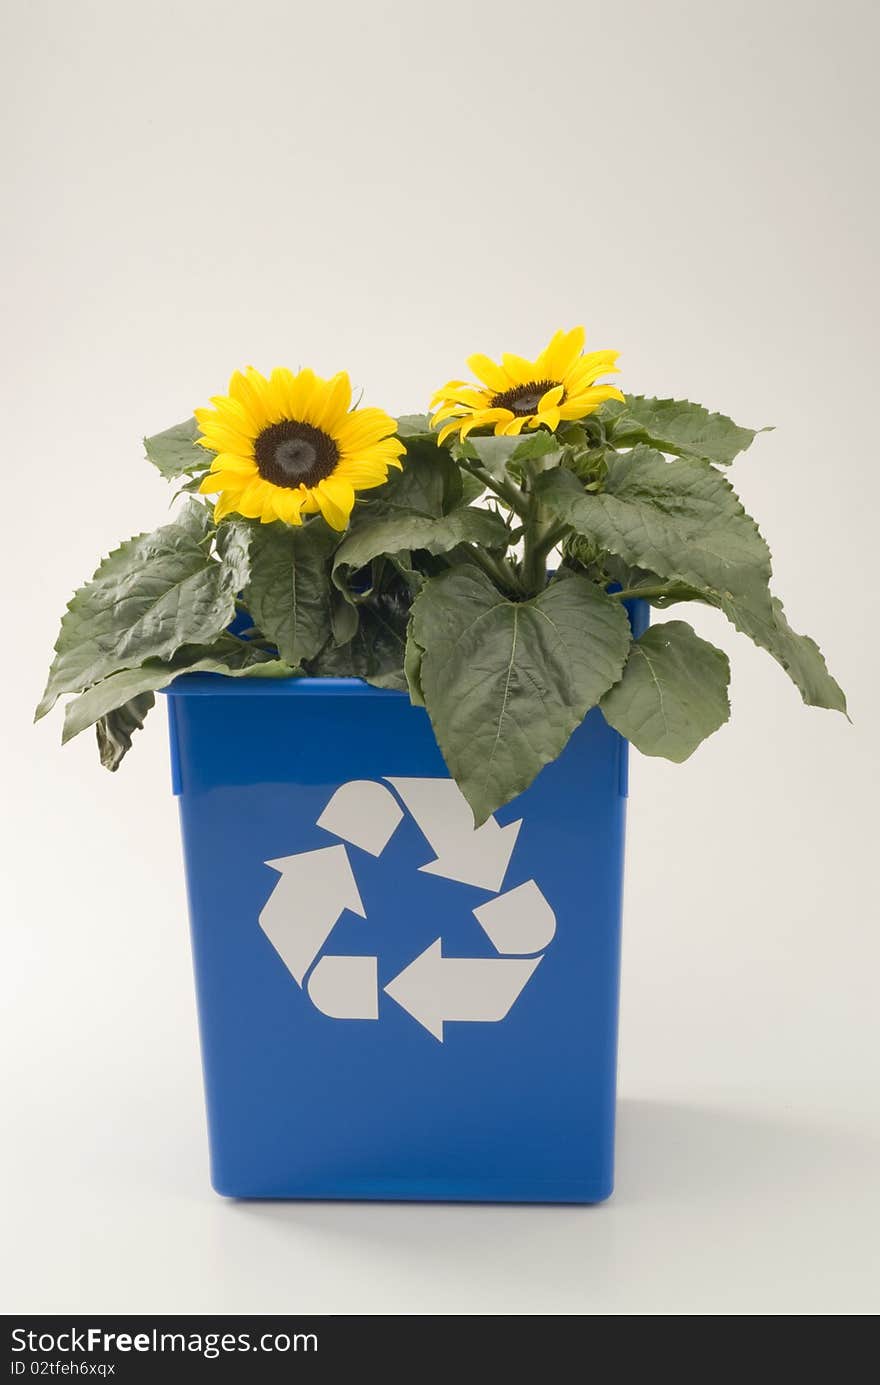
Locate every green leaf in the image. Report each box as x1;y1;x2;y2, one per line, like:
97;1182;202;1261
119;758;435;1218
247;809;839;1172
373;440;462;517
95;693;155;771
600;621;731;761
602;395;766;465
387;551;425;597
403;623;425;706
630;579;712;607
540;455;844;709
244;518;336;667
174;500;213;541
62;635;296;749
464;431;562;479
458;471;486;506
333;507;509;587
36;501;244;719
535;448;772;603
214;517;252;588
594;554;714;606
395;413;432;438
509;431;562;463
719;590;846;712
144;418;211;480
329;586;359;646
310;591;410;690
411;567;632;823
463;436;519;477
361;599;410;690
172;474;211;500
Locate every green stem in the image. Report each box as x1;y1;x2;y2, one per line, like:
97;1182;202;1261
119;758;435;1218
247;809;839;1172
535;520;569;558
469;546;524;596
520;501;547;596
469;464;530;519
520;509;569;595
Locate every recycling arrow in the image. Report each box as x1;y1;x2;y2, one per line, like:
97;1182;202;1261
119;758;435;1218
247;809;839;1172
258;777;556;1037
259;844;365;986
386;777;521;892
384;939;542;1042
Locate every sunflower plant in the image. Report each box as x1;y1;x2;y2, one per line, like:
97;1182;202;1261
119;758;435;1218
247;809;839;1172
37;332;846;824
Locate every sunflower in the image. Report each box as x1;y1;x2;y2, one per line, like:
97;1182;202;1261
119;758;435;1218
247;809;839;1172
430;326;624;445
196;366;404;529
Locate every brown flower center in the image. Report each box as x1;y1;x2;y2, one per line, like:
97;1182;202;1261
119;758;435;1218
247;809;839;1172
253;419;339;489
489;379;560;417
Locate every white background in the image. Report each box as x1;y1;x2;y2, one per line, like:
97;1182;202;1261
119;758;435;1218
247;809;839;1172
3;0;878;1315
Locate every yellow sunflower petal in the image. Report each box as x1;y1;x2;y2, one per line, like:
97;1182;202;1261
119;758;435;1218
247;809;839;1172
334;463;395;490
538;384;565;410
197;423;256;458
501;353;538;386
437;419;465;445
496;415;529;436
357;449;402;471
557;386;625;420
271;489;306;525
483;408;512;427
429;379;470;408
535;407;561;431
458;416;485;442
228;368;273;430
268;367;300;419
335;407;397;451
534;329;566;378
362;433;405;452
298;373;334;430
564;350;620;393
300;371;352;432
434;386;490;409
446;408;509;440
353;440;405;466
258;496;279;524
316;372;353;431
208;395;257;436
213;490;245;521
199;468;254;493
430;404;468;427
557;399;593;420
314;476;354;530
335;455;389;479
464;354;510;394
538;326;585;380
287;367;318;422
209;452;256;475
566;384;625;411
198;414;254;451
229;478;273;521
364;457;401;476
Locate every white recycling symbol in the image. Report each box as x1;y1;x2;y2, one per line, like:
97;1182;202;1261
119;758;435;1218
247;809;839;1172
258;777;556;1042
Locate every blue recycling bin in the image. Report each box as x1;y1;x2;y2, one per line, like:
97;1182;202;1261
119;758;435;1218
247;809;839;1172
164;603;645;1203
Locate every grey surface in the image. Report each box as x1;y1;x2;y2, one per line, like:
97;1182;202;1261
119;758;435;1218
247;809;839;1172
3;0;878;1315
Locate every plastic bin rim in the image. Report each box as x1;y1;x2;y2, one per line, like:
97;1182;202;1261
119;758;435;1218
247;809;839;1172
161;673;407;698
